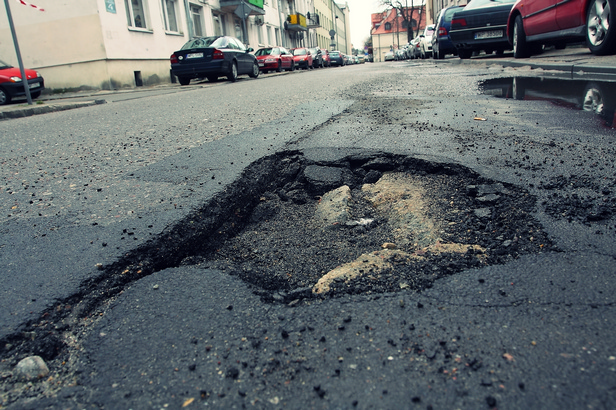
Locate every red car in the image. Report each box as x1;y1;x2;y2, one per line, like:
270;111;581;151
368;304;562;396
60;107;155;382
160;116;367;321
254;47;295;73
291;48;313;69
507;0;616;57
320;49;331;67
0;59;44;105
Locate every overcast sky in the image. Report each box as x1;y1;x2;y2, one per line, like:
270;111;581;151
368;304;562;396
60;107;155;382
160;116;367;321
345;0;385;49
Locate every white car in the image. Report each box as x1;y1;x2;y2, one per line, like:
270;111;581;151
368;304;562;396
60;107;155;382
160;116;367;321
420;24;435;59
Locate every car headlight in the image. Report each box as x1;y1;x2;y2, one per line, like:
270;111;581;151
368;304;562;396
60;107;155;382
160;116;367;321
9;76;22;82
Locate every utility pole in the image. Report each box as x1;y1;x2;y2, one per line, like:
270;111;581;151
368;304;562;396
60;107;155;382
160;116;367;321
3;0;33;105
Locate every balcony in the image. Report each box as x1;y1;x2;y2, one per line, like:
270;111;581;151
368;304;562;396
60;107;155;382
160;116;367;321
219;0;265;17
306;12;320;29
285;13;308;32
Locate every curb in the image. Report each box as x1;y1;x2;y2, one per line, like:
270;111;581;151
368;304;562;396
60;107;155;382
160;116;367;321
0;100;106;121
473;59;616;78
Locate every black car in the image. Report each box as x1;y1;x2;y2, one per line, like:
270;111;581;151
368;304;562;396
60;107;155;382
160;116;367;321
329;51;345;66
170;36;259;84
449;0;516;59
308;47;323;68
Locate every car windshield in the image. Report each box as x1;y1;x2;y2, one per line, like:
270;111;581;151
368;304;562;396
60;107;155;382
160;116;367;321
330;52;339;56
0;59;11;69
180;36;227;50
293;49;307;56
464;0;516;10
255;48;274;56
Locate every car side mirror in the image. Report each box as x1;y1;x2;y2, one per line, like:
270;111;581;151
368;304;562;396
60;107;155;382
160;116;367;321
246;47;254;53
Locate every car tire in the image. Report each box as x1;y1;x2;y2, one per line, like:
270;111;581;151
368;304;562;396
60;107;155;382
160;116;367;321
586;0;616;55
178;76;191;86
290;63;295;72
249;61;260;78
0;88;11;105
227;61;238;82
276;61;282;72
458;49;472;59
513;15;530;58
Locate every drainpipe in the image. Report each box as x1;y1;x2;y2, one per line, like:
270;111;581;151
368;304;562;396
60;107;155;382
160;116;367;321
183;0;193;37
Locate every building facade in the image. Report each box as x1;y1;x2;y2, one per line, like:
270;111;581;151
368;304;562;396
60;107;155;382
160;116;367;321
371;6;426;62
0;0;351;91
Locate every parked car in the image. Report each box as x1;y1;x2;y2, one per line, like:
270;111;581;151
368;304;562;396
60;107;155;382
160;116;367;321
329;50;345;66
170;36;259;84
395;49;407;60
357;55;366;63
409;36;422;59
320;49;331;67
254;47;294;73
432;5;465;59
0;59;44;105
308;47;323;68
384;51;396;61
449;0;516;59
420;24;436;58
291;48;314;69
507;0;616;58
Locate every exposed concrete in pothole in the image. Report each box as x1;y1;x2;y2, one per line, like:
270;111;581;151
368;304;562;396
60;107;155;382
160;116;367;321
362;173;440;249
313;243;487;294
312;172;488;295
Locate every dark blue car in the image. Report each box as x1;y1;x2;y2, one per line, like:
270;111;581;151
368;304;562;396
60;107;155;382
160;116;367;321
170;36;260;85
432;5;465;59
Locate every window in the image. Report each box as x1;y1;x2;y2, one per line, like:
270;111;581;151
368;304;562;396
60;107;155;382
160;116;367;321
125;0;147;28
191;5;203;36
384;22;392;31
267;25;272;45
257;24;263;44
234;18;242;40
213;13;225;36
161;0;178;32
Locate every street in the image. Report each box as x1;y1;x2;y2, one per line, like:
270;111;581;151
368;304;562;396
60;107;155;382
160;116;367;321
1;57;615;409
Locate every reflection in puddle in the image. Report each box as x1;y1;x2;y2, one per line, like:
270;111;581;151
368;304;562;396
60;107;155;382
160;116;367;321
479;77;616;129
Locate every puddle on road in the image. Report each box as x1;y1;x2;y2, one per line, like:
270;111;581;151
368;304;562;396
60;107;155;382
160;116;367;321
479;77;616;130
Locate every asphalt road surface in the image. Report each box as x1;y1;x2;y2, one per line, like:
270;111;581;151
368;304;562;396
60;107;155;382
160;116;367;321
1;56;615;409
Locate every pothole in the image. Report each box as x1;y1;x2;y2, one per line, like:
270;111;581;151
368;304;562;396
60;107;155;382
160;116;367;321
0;150;554;373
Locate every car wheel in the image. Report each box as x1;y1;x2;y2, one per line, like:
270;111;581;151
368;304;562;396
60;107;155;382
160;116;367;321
513;15;530;58
276;61;282;72
178;76;190;86
0;88;11;105
586;0;616;55
290;63;295;72
227;61;238;82
249;61;260;78
458;49;472;59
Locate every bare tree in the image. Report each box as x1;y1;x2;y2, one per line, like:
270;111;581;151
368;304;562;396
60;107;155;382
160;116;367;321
379;0;424;42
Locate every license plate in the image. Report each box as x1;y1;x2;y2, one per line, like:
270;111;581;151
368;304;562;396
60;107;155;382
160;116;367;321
29;82;40;89
258;62;264;66
186;52;204;59
475;30;503;40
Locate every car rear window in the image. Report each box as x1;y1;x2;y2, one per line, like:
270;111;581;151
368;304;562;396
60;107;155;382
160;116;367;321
181;36;226;50
293;49;307;56
330;52;339;56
